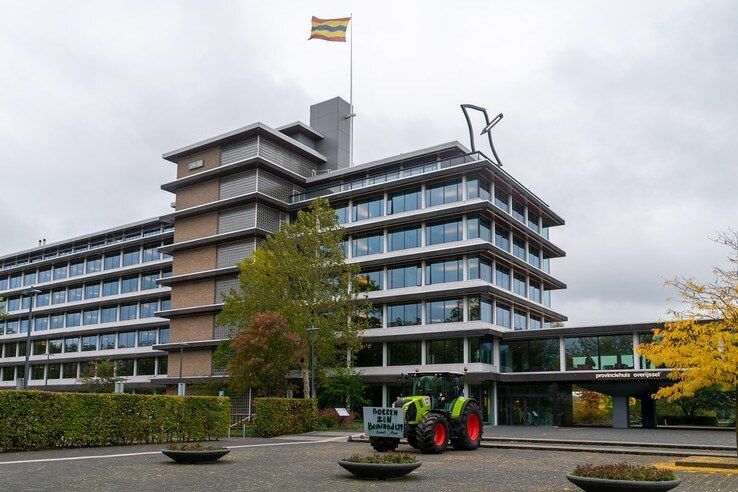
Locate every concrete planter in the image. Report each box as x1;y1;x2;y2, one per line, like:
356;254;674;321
162;448;230;464
338;460;421;480
566;474;681;492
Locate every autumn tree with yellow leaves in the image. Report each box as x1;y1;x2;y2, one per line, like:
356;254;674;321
639;231;737;454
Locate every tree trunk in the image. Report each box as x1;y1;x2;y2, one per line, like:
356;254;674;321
302;368;310;399
734;395;737;459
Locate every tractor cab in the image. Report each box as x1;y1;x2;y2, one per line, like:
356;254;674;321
400;372;463;411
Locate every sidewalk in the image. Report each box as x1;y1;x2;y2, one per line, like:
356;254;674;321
487;425;737;447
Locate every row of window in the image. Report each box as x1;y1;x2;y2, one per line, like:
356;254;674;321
0;299;171;335
354;333;655;371
333;176;551;238
498;334;656;373
354;336;494;367
0;244;171;292
357;255;551;306
293;152;478;203
0;356;168;382
0;328;169;358
345;214;551;273
0;225;172;273
2;269;171;313
358;295;549;330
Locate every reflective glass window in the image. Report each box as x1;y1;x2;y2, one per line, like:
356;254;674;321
427;338;463;364
386;303;421;327
387;264;421;289
426;298;463;324
387;188;420;214
425;219;462;245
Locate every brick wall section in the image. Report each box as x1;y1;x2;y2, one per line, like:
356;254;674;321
171;279;215;309
175;179;220;210
169;314;215;342
168;348;213;377
176;147;220;179
173;213;218;243
172;246;217;276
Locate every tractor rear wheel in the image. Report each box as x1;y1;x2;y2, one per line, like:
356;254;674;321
451;401;483;450
415;413;449;454
369;436;400;452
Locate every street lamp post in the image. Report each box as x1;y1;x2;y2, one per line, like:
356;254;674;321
307;327;318;398
177;341;187;396
22;287;42;390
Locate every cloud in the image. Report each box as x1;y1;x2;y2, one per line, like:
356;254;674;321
0;0;736;326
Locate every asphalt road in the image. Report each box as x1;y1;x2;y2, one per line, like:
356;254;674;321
0;434;735;491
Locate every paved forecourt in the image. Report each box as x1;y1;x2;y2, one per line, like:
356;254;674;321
487;425;737;447
0;432;736;491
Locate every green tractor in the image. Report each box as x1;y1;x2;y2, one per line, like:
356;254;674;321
369;372;483;454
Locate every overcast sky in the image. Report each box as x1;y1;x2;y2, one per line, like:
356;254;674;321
1;1;736;326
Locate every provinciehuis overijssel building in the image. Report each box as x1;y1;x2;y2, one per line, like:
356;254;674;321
0;97;668;428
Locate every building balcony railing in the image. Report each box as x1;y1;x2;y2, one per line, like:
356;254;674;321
289;152;486;204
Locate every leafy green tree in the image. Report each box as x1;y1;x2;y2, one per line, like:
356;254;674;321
217;198;370;397
318;367;368;413
668;388;736;418
221;311;300;396
77;359;123;393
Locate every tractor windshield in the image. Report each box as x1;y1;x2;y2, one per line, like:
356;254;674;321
413;375;443;398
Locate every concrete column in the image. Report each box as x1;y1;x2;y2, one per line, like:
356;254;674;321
382;384;388;406
554;383;574;427
632;332;641;370
559;337;566;371
612;396;630;429
491;381;498;426
641;394;657;429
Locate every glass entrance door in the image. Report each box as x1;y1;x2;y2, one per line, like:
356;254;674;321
469;383;494;424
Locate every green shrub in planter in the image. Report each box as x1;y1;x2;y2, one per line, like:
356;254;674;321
0;390;230;452
252;398;317;437
344;453;418;464
572;463;676;481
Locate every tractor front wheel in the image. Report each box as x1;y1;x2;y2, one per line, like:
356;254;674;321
451;401;483;450
406;425;419;449
415;413;449;454
369;436;400;452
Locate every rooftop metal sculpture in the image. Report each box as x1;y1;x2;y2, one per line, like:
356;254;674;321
460;104;504;166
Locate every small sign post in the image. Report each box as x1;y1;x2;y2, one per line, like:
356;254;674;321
363;407;404;438
335;407;350;427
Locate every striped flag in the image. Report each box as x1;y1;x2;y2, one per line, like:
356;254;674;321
308;16;351;42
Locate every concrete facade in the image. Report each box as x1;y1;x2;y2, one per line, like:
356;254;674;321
0;218;172;391
0;97;673;426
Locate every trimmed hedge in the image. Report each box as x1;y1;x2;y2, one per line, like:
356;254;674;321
253;398;317;437
0;390;230;452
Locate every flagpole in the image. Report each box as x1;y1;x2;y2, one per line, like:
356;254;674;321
349;13;354;167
